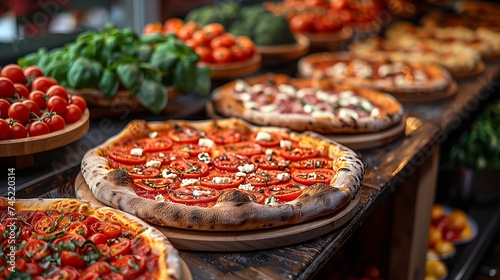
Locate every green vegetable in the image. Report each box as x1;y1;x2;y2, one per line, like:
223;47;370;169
173;60;197;94
98;68;119;97
136;79;168;115
253;14;295;45
195;65;211;95
67;57;102;89
116;63;141;93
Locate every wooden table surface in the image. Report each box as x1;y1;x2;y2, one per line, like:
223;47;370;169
1;63;499;280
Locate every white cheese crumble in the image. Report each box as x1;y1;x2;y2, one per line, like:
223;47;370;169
265;149;274;156
278;84;296;95
303;104;315;113
238;183;254;191
276;172;291;181
145;160;161;168
234;79;249;91
211;176;231;184
130;148;143;156
260;104;277;113
265;195;279;206
148;131;158;138
329;62;347;76
198;152;211;164
193;190;212;197
198;138;214;148
338;108;359;120
154;194;165;202
181;178;199;187
162;169;177;179
255;131;271;142
237;164;255;173
251;84;265;93
280;140;292;149
243;101;258;110
235;172;247;177
339;90;354;99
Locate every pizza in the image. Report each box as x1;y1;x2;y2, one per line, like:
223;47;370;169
0;198;181;280
348;36;482;76
297;52;452;94
421;10;500;32
210;74;404;134
80;118;364;231
385;21;500;59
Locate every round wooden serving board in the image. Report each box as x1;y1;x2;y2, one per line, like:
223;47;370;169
300;26;353;51
449;60;485;79
257;33;310;65
207;53;262;79
0;109;90;157
394;80;458;104
75;172;361;252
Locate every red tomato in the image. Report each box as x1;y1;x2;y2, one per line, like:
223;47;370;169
8;121;27;139
235;36;255;57
210;33;236;49
8;102;30;124
23;239;50;261
61;250;87;268
46;85;69;99
102;224;122;239
246;169;289;187
194;46;214;63
22;99;41;116
169;159;209;178
280;146;319;161
0;77;16;98
23;66;44;80
89;221;106;235
166;125;202;143
177;21;199;41
28;121;50;136
222;141;262;156
0;98;10;118
53;233;86;246
69;95;87;112
200;173;245;189
108;147;146;165
212;47;233;63
46;266;80;280
89;233;108;245
47;95;67;115
137;137;173;152
1;64;25;84
291;168;335;185
292;157;333;169
33;215;54;233
251;132;282;147
289;14;314;32
202;23;225;41
112;255;146;278
66;222;89;238
31;76;58;92
14;83;30;99
129;166;161;179
143;22;163;34
184;38;197;49
28;90;47;110
83;261;112;275
130;236;151;255
207;129;242;144
62;103;82;124
0;119;9;140
134;178;176;193
168;184;220;204
213;153;251;172
264;182;305;201
230;45;251;62
148;150;189;163
163;18;184;34
24;263;43;277
250;154;289;170
178;143;210;156
80;272;100;280
43;113;66;132
109;238;132;260
313;15;342;33
191;30;210;46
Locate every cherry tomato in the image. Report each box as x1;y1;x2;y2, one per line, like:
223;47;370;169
200;172;245;189
62;103;82;124
195;46;214;63
69;95;87;112
89;221;106;235
163;17;184;34
313;14;343;33
291;168;335;185
53;233;86;246
210;33;236;49
22;99;41;116
191;30;210;46
80;272;100;280
230;45;251;62
47;95;67;115
168;184;220;204
130;236;151;255
66;222;89;237
14;83;30;99
289;14;314;32
202;23;225;41
207;129;242;144
33;215;54;233
134;178;176;193
0;98;10;118
222;141;262;156
250;154;289;170
0;119;9;140
89;233;108;245
280;146;319;161
166;125;202;143
24;263;43;277
246;169;289;187
169;159;209;178
235;36;255;58
102;224;122;239
148;150;189;163
0;77;16;98
213;153;251;172
143;22;163;34
177;21;199;41
83;261;112;275
28;120;50;137
129;166;161;179
8;102;30;124
212;47;233;63
31;76;58;92
109;238;131;260
23;239;50;261
264;182;305;201
28;90;47;110
61;250;87;268
46;85;69;99
1;64;26;84
47;266;80;280
43;113;66;132
108;146;146;165
8;121;27;139
23;66;44;80
113;255;146;278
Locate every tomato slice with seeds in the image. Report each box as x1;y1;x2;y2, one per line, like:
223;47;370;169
246;169;290;187
166;125;203;143
148;151;189;163
33;215;54;233
66;222;89;238
61;250;87;268
177;143;210;156
250;154;289;170
264;182;305;201
239;189;266;204
102;224;122;239
213;153;251;172
112;255;146;278
108;147;146;165
168;185;220;204
251;132;282;147
200;173;245;189
47;266;79;280
221;141;262;156
280;146;319;161
137;137;173;152
292;157;333;169
109;238;132;260
291;168;335;185
134;178;176;193
169;159;209;178
83;261;112;275
207;129;243;144
53;233;86;246
23;239;51;261
128;167;161;179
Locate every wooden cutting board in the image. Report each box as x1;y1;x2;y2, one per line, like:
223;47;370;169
75;173;361;251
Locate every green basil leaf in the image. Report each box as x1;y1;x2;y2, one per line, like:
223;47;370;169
140;33;167;45
195;65;211;95
138;44;153;62
98;68;119;97
173;60;197;94
116;63;141;93
136;80;168;115
67;57;102;89
139;63;162;83
149;51;178;74
44;61;70;84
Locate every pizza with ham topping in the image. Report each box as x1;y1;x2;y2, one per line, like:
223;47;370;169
81;118;364;231
210;74;403;134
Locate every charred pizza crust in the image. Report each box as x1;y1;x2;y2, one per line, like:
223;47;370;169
297;52;452;94
8;198;181;280
211;74;403;134
81;118;364;231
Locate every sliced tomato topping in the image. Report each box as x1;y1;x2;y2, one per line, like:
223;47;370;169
33;215;54;233
169;159;209;178
109;238;132;260
134;178;177;193
46;266;79;280
292;157;333;169
89;221;106;235
66;222;89;238
112;255;146;278
102;224;122;239
280;146;319;161
89;233;108;245
221;141;262;156
200;173;245;189
241;189;266;204
291;168;335;185
252;132;282;147
60;250;87;268
108;147;146;165
213;153;251;172
53;233;86;247
137;137;173;152
250;154;289;170
264;182;305;201
128;167;161;179
165;125;203;143
168;184;220;204
177;143;210;156
207;129;243;144
23;239;50;261
24;262;43;277
148;150;190;163
246;170;291;187
83;261;112;275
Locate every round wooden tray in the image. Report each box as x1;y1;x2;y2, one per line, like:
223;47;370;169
206;53;262;80
449;60;485;79
0;109;90;157
256;33;310;65
394;80;458;104
299;26;353;50
74;87;181;108
180;259;192;280
75;172;361;252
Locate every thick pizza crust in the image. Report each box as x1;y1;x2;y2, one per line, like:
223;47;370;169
7;198;181;280
81;118;364;231
297;52;452;94
211;74;404;134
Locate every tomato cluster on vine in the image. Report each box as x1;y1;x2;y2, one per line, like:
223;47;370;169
0;64;87;140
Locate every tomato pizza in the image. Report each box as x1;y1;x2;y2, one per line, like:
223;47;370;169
81;118;364;231
298;52;452;95
0;198;181;280
210;74;403;134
